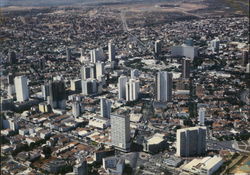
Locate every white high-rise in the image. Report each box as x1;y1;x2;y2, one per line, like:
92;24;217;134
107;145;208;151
156;71;172;102
176;126;206;157
108;42;115;62
96;62;104;78
80;65;95;80
118;76;128;100
90;48;104;63
100;98;112;118
211;38;220;53
155;40;161;55
198;107;206;126
111;114;130;151
125;79;139;101
14;76;29;102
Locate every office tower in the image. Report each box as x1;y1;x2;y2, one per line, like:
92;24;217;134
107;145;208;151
66;48;71;61
80;65;95;80
82;79;97;95
100;98;112;118
242;50;249;66
211;38;220;53
48;80;66;109
96;62;104;78
108;42;115;62
111;114;130;151
155;40;162;56
182;58;190;79
247;63;250;73
198;108;206;126
14;76;29;102
156;71;172;102
70;79;82;92
72;101;81;117
8;51;17;64
184;38;194;46
171;45;198;59
125;79;139;101
73;158;88;175
41;84;50;100
176;126;206;157
118;76;128;100
90;48;104;63
131;69;139;79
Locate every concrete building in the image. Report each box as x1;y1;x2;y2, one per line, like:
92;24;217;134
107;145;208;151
125;79;140;101
90;48;104;63
70;79;82;92
8;51;17;64
182;58;190;79
242;50;249;66
66;47;71;61
118;76;128;100
143;133;167;154
111;114;130;151
72;158;88;175
182;156;223;175
155;40;162;56
82;79;97;95
176;126;206;157
80;65;95;80
103;156;125;175
171;45;198;59
210;38;220;53
156;71;172;102
108;42;115;62
72;101;82;117
198;108;206;126
100;98;112;118
14;76;29;102
130;69;139;79
246;63;250;73
47;80;66;109
95;62;104;78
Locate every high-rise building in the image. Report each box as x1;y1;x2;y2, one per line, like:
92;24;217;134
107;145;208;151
41;84;50;101
118;76;128;100
155;40;162;56
66;48;71;61
111;114;130;151
73;158;88;175
72;101;82;117
8;51;17;64
182;58;190;79
246;63;250;73
242;50;249;66
80;65;95;80
90;48;104;63
211;38;220;53
171;45;198;59
48;80;66;109
198;108;206;126
82;79;97;95
125;79;139;101
176;126;206;157
100;98;112;118
130;69;139;79
156;71;172;102
7;73;14;85
14;76;29;102
108;42;115;62
96;62;104;78
70;79;82;92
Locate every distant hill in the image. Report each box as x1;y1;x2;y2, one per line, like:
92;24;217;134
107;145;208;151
222;0;249;15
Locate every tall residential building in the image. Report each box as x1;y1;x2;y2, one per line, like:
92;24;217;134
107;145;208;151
176;126;207;157
14;76;29;102
96;62;104;78
80;65;95;80
70;79;82;92
8;51;17;64
82;79;97;95
211;38;220;53
48;80;66;109
155;40;162;56
118;76;128;100
111;114;130;151
182;58;190;79
198;108;206;126
72;101;82;117
171;45;198;59
246;63;250;73
66;48;71;61
156;71;172;102
100;98;112;118
125;79;140;101
90;48;104;63
41;84;50;100
108;42;115;62
242;50;249;66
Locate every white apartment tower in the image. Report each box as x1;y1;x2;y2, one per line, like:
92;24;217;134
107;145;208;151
198;107;206;126
111;114;130;151
176;126;207;157
156;71;172;102
125;79;140;101
14;76;29;102
108;42;115;62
